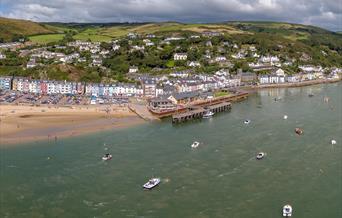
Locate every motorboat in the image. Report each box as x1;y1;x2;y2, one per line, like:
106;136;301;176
283;115;288;120
203;110;215;118
256;152;265;160
191;141;200;148
295;128;303;135
308;93;314;97
143;178;160;190
244;119;251;124
102;153;112;161
331;139;337;145
283;204;292;217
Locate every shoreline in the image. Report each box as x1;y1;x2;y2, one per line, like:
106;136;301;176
1;78;340;146
0;104;145;146
241;78;341;91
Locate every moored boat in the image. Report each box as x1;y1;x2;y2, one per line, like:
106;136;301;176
256;152;265;160
283;204;292;217
143;178;160;190
203;110;215;118
295;128;303;135
102;153;112;161
244;119;251;124
191;141;200;148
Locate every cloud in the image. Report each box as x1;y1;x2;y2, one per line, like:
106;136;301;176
0;0;341;31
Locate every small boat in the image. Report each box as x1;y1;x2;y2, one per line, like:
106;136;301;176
203;111;215;118
308;93;314;97
191;141;200;148
331;140;337;145
283;204;292;217
295;128;303;135
256;152;265;160
102;153;112;161
244;119;251;124
283;115;288;120
143;178;160;190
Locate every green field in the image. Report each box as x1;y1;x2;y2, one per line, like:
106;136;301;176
29;34;65;44
73;28;113;42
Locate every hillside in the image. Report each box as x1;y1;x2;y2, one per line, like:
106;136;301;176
0;17;56;42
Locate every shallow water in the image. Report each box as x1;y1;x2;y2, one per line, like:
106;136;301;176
1;83;341;218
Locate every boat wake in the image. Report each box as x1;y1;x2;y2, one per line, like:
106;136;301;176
218;156;256;177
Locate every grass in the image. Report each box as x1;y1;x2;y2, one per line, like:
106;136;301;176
29;34;65;44
214;91;231;97
73;28;113;42
0;17;54;41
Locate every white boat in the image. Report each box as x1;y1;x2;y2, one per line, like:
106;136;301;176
143;178;160;190
203;111;215;118
191;141;200;148
244;119;251;124
283;204;292;217
102;153;112;161
256;152;265;160
283;115;288;120
331;140;337;145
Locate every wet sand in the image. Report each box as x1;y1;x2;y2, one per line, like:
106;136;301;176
0;104;145;146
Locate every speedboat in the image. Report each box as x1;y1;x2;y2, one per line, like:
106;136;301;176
244;119;251;124
283;115;288;120
283;204;292;217
143;178;160;190
331;139;337;145
295;128;303;135
191;141;200;148
203;111;215;119
102;153;112;161
256;152;265;160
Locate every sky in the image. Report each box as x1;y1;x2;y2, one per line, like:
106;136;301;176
0;0;341;31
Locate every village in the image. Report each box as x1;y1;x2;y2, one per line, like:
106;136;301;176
0;31;341;114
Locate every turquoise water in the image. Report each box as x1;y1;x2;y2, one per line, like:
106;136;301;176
1;83;341;218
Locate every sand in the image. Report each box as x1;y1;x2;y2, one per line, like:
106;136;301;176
0;104;144;146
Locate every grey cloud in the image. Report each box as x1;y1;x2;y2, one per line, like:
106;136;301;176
0;0;341;31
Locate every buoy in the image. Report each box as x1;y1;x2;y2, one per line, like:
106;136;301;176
283;115;288;120
331;140;337;145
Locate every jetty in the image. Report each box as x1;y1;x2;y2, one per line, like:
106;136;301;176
172;102;231;123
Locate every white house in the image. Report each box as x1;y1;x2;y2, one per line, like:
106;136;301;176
0;53;6;59
259;75;269;84
129;66;139;73
188;61;201;67
215;56;227;62
174;53;187;61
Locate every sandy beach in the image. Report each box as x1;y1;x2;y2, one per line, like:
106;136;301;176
0;104;144;146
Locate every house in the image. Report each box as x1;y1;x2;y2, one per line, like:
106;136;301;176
0;52;6;59
92;58;102;67
215;56;227;62
40;81;48;95
0;76;12;90
129;66;139;73
239;72;257;83
112;44;120;51
174;53;187;61
259;75;269;84
148;98;176;111
167;91;201;105
188;61;201;67
27;58;37;68
287;74;300;83
141;79;157;98
201;31;221;37
170;71;189;78
156;85;164;97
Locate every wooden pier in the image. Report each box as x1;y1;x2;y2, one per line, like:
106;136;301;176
172;102;231;124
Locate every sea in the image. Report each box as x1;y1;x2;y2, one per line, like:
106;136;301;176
1;82;341;218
